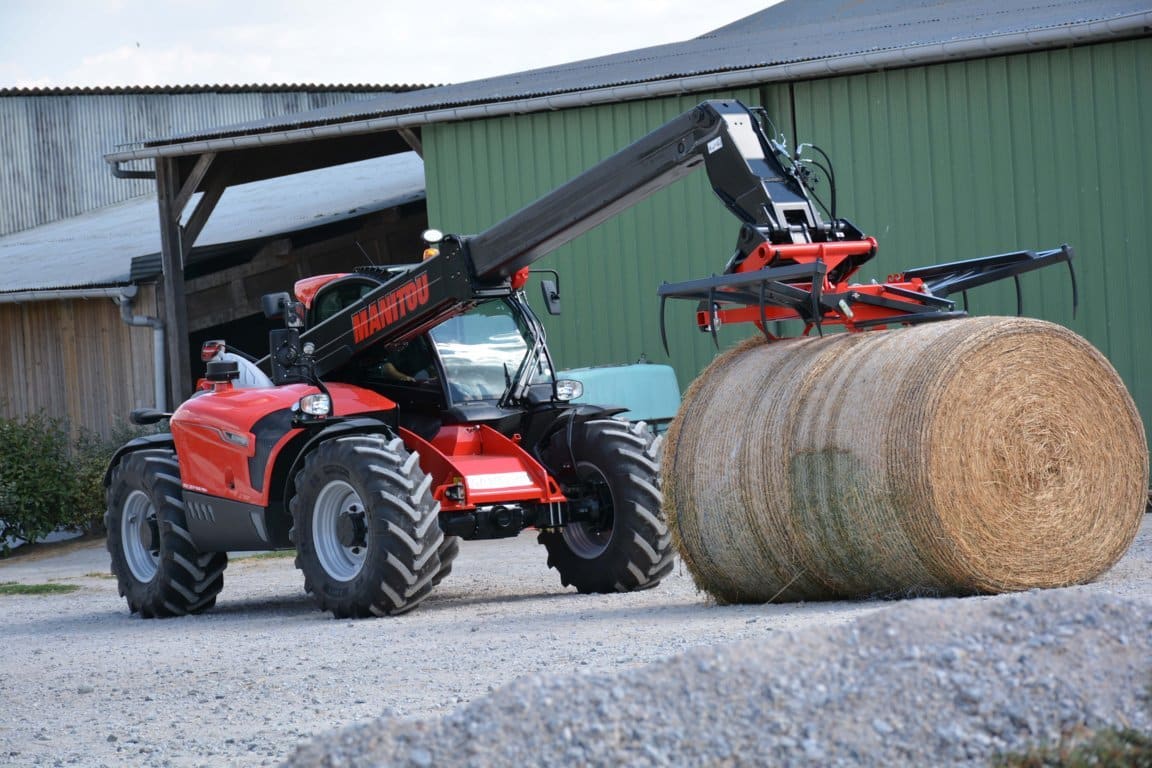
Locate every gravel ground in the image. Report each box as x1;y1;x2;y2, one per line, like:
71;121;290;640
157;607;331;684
1;519;1150;767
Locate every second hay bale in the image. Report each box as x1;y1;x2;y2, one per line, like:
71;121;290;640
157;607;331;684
663;316;1148;603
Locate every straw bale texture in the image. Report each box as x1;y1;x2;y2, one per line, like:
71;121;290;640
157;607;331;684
663;316;1148;603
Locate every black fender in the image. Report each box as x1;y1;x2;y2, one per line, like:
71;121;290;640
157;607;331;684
277;416;397;505
525;404;630;482
537;403;627;443
103;433;176;487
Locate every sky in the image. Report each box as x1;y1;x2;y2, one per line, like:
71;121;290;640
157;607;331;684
0;1;779;89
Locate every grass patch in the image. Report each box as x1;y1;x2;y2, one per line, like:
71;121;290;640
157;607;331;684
84;572;114;579
994;728;1152;767
0;581;81;595
244;550;295;560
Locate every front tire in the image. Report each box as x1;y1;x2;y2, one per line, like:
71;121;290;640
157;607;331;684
290;434;443;618
105;449;227;618
539;419;673;593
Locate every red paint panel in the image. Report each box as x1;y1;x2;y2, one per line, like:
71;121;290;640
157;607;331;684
172;382;396;504
403;424;565;511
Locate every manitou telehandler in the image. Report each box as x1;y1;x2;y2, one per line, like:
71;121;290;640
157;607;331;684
105;100;1072;618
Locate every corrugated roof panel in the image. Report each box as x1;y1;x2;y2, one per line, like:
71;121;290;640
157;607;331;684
132;0;1152;150
0;152;425;293
0;89;402;236
0;84;431;96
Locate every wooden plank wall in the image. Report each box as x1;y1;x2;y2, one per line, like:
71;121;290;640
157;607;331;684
0;284;158;438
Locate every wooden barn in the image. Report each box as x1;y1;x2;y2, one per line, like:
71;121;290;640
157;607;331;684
0;85;428;435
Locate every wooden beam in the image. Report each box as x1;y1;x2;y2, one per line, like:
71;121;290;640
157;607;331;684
155;158;191;405
173;152;216;214
181;166;229;257
397;127;423;158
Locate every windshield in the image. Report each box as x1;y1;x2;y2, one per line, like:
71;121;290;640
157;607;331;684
429;299;550;403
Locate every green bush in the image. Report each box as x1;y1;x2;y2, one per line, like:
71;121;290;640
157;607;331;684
0;411;76;551
993;727;1152;767
67;425;134;531
0;412;146;555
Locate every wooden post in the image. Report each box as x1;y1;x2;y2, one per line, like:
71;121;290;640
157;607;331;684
155;157;191;405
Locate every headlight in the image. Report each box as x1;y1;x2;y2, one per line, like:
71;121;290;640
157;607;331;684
555;379;584;402
297;393;332;417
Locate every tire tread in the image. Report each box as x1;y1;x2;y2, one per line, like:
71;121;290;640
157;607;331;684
106;449;228;618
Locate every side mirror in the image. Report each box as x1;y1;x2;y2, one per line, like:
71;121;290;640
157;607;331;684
262;292;291;320
130;408;171;425
540;279;561;316
261;292;304;328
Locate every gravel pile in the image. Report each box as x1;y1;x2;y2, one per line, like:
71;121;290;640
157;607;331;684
285;589;1152;768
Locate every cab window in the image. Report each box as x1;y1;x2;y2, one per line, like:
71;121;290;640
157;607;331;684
428;300;539;402
311;279;377;325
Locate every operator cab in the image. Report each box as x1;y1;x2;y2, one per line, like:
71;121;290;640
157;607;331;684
303;272;560;437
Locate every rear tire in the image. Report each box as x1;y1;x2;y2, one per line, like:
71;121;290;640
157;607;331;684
538;419;673;593
105;449;227;618
290;434;443;618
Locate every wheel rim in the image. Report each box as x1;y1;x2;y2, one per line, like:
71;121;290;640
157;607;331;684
121;490;160;582
562;463;614;559
313;480;368;581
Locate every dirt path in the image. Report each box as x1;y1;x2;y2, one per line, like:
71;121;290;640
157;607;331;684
2;520;1150;767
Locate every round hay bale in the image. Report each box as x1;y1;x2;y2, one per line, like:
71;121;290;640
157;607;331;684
663;316;1148;603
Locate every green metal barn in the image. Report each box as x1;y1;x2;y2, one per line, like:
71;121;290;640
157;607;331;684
421;4;1151;437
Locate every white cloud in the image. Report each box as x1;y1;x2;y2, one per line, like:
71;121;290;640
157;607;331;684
1;0;779;88
58;44;278;87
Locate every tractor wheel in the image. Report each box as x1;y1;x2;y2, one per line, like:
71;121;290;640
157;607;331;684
290;434;443;618
538;419;674;593
105;449;227;618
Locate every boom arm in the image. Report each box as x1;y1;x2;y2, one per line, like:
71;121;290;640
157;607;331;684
298;100;844;377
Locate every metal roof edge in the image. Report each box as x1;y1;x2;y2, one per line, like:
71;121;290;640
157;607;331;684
0;285;133;304
2;83;435;97
105;11;1152;164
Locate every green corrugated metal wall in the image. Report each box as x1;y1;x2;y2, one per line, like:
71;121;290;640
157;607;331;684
424;87;784;387
425;37;1150;436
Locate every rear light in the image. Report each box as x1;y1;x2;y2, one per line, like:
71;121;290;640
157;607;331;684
201;340;225;362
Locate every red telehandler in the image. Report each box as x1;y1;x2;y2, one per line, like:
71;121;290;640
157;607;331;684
105;101;1072;618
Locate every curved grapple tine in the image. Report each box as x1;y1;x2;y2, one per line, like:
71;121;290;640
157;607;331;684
1067;258;1079;318
758;281;770;340
811;276;824;337
659;291;670;355
1014;275;1023;316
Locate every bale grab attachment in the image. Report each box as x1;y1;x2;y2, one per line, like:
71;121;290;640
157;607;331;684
658;241;1076;349
644;100;1077;348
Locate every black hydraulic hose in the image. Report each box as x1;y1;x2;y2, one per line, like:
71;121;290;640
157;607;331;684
799;159;835;221
804;144;838;222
